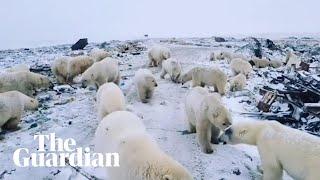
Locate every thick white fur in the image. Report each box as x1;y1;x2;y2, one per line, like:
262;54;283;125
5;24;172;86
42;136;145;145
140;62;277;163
216;51;246;63
148;46;171;67
229;74;246;92
96;82;125;120
94;111;193;180
185;87;232;153
224;120;320;180
181;67;227;95
134;69;157;103
285;51;301;68
81;57;120;89
0;91;38;132
0;71;52;96
90;48;110;62
4;64;30;73
230;58;253;78
160;58;182;83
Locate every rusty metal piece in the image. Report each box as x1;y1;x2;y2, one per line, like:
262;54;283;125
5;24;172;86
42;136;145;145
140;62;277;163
257;90;277;112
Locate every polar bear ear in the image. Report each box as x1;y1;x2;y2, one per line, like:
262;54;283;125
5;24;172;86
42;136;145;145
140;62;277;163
163;175;173;180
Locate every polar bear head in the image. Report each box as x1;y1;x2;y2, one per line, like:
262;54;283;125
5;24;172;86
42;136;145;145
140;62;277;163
29;72;54;89
144;75;158;89
203;95;232;130
17;92;39;110
162;49;171;60
180;69;193;85
221;120;270;145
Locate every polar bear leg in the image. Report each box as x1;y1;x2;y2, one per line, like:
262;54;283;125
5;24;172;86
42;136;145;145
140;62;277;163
191;79;201;87
262;166;283;180
2;117;21;131
260;151;283;180
145;89;153;99
210;125;220;144
216;82;226;95
160;69;167;79
138;87;148;103
56;75;67;84
114;74;121;85
196;119;213;154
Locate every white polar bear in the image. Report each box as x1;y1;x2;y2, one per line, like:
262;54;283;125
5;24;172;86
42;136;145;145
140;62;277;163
185;87;232;154
134;69;157;103
222;120;320;180
89;48;111;62
230;58;253;78
94;111;193;180
0;71;53;96
180;67;227;95
148;46;171;67
250;57;270;68
269;60;282;68
81;57;120;89
52;55;94;84
229;74;246;92
4;64;30;73
216;51;246;63
0;91;38;135
285;51;301;68
96;82;126;120
160;58;182;83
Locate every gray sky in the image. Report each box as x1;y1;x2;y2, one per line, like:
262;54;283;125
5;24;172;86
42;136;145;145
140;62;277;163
0;0;319;49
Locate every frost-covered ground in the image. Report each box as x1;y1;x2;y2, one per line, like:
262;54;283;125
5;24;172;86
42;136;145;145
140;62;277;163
1;36;319;180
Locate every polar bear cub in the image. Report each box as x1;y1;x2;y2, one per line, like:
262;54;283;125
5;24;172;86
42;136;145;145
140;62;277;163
81;57;120;89
229;74;246;92
185;87;232;153
148;45;171;67
94;111;193;180
0;71;53;96
52;55;94;84
181;67;227;95
96;82;126;120
222;120;320;180
160;58;182;83
230;58;253;78
134;69;157;103
89;48;111;62
0;91;38;134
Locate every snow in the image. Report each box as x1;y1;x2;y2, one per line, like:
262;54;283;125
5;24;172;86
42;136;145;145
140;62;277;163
0;37;316;179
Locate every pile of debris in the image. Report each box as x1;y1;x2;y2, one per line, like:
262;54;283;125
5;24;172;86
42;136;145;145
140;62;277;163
255;65;320;136
116;41;147;55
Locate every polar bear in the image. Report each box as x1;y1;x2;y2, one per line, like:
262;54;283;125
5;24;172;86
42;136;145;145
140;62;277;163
229;74;246;92
269;60;282;68
52;55;94;84
89;48;111;62
160;58;182;83
96;82;126;120
185;87;232;153
230;58;253;78
0;91;38;135
148;46;171;67
0;71;53;96
285;51;301;68
94;111;193;180
81;57;120;89
216;51;246;63
134;69;157;103
250;57;270;68
180;67;227;95
4;64;30;73
221;120;320;180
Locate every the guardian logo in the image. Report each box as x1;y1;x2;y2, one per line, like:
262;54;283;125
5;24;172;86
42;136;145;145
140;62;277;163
12;133;119;167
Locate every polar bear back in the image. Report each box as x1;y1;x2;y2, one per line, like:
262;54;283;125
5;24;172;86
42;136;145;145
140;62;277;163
185;87;209;125
96;82;126;120
89;49;110;62
230;58;252;77
266;122;320;179
162;58;182;77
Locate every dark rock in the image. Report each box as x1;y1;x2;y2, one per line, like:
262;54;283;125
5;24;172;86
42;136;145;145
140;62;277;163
29;123;38;129
68;121;72;125
71;38;88;50
252;37;262;58
232;168;241;175
311;46;320;56
265;39;278;50
214;37;226;42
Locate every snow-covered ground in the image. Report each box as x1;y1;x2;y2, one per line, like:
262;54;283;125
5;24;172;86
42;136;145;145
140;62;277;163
1;37;319;180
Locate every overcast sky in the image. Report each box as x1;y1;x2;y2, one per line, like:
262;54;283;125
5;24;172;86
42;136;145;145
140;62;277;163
0;0;319;49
